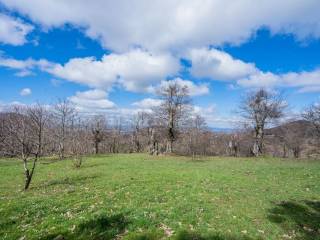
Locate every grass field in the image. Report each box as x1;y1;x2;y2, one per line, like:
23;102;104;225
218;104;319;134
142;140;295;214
0;154;319;240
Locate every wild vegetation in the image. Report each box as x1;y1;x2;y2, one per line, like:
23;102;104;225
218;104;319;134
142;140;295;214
0;154;319;240
0;84;319;240
1;84;319;190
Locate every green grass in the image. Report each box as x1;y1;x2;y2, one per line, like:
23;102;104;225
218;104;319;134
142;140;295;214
0;154;319;240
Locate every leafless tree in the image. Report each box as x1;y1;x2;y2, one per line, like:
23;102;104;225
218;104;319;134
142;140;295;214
25;104;49;188
303;104;320;138
227;133;242;157
239;89;286;156
90;115;107;154
155;82;192;153
303;104;320;155
109;117;123;153
131;112;148;152
0;113;6;153
280;121;306;158
187;114;208;158
70;117;89;168
144;113;163;155
4;104;49;190
5;107;34;190
29;104;48;153
52;99;76;159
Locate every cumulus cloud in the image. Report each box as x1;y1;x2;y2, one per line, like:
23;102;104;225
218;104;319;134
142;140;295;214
20;88;32;96
186;48;320;93
155;78;209;96
0;51;170;97
46;49;180;92
68;89;116;112
1;1;320;52
0;56;33;69
0;55;53;76
0;13;33;45
132;98;163;109
237;68;320;92
188;48;258;81
2;48;320;93
192;104;242;128
298;86;320;93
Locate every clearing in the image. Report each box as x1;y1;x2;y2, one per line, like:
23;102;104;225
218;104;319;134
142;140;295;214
0;154;319;240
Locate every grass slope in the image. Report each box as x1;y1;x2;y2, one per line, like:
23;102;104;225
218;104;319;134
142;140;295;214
0;154;319;240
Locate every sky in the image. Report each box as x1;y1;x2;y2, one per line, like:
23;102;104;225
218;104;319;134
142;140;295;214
0;0;320;128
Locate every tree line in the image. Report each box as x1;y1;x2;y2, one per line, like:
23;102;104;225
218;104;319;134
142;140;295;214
0;83;319;189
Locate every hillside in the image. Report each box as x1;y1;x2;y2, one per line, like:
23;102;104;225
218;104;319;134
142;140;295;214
1;154;319;240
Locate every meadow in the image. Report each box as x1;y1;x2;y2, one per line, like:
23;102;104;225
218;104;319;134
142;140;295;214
0;154;319;240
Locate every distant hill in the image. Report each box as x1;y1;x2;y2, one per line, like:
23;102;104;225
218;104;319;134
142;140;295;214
266;120;313;136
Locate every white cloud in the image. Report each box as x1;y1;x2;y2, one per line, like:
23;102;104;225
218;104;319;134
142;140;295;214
188;48;258;81
298;86;320;93
132;98;163;109
0;13;33;45
237;68;320;92
186;48;320;93
192;104;241;128
2;48;320;94
193;104;216;117
20;88;32;96
0;56;53;76
46;49;179;92
154;78;209;96
68;89;116;112
0;57;35;70
2;1;320;52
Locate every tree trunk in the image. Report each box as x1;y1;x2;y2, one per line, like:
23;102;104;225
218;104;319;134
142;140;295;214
149;128;158;155
24;174;32;190
166;111;175;154
293;147;300;158
23;158;37;190
95;141;99;154
282;144;287;158
253;126;264;156
166;140;173;154
58;142;64;159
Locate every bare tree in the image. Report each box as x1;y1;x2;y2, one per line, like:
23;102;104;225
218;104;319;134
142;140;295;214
28;105;48;157
239;89;286;156
303;104;320;139
90;115;107;154
279;120;306;158
4;104;48;190
227;133;242;157
0;113;6;153
156;82;191;154
131;112;148;152
52;99;76;159
303;104;320;155
145;113;166;155
5;107;34;190
25;104;49;188
187;114;208;158
70;117;89;168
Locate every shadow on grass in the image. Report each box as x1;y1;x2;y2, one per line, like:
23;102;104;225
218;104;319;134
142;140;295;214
174;231;256;240
41;213;129;240
121;230;257;240
36;175;100;189
268;200;320;240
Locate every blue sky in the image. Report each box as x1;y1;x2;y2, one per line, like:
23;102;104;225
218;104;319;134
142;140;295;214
0;1;320;128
